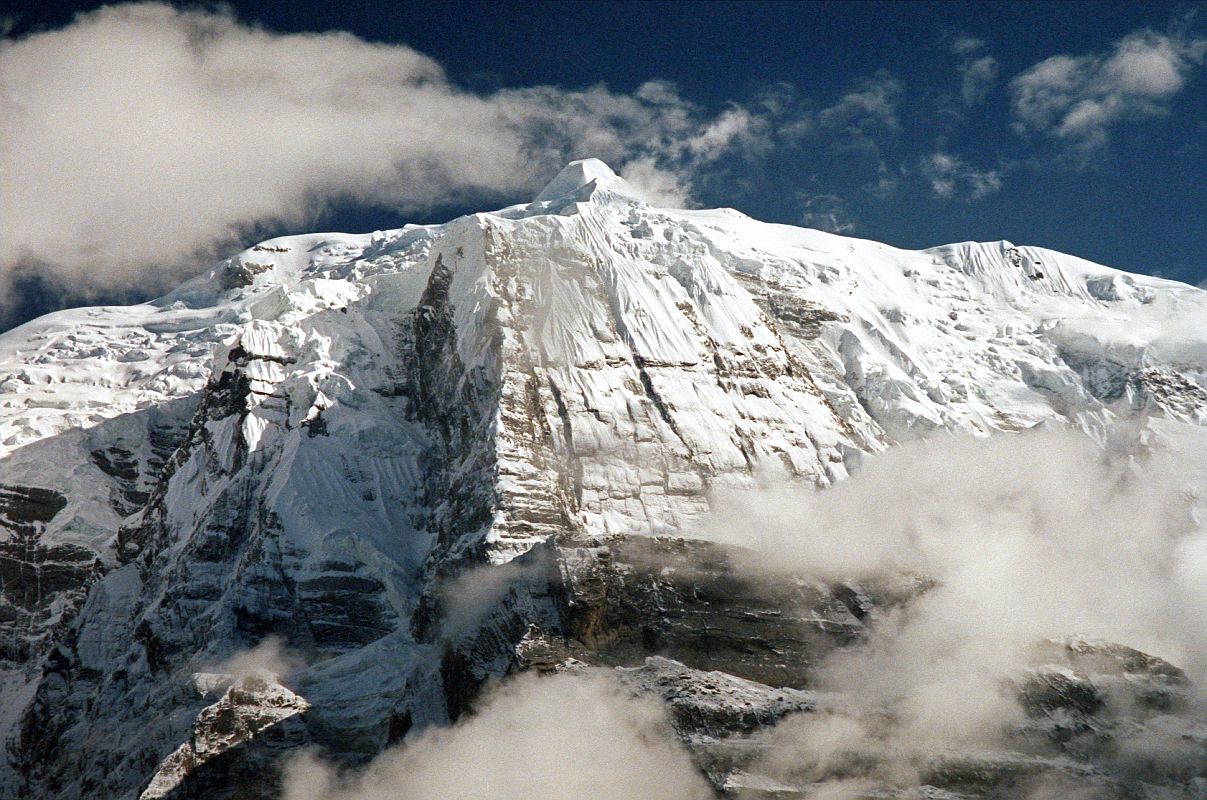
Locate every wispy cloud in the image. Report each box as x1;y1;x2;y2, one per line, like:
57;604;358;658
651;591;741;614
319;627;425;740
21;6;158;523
864;161;900;199
800;193;857;233
960;54;1000;105
919;152;1004;200
818;71;903;136
950;35;986;57
949;35;1000;106
1010;28;1207;150
685;107;759;159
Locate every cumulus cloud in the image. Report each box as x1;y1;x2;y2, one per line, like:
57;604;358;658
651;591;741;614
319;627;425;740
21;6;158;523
919;151;1004;199
282;671;711;800
0;4;760;307
1010;28;1207;149
699;425;1207;790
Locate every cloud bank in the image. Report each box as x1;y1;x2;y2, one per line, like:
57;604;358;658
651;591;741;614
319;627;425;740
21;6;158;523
0;4;752;302
701;425;1207;792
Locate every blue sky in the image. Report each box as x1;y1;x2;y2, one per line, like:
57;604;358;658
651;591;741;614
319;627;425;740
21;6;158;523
2;1;1205;329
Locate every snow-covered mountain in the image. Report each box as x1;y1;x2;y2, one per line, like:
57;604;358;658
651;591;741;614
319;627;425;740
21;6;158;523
1;160;1205;798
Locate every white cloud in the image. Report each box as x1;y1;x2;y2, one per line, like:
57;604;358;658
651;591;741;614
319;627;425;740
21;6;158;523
866;161;900;199
283;671;711;800
0;4;758;303
1010;28;1207;149
686;107;756;158
920;152;1003;200
206;636;301;680
620;156;693;207
818;72;902;135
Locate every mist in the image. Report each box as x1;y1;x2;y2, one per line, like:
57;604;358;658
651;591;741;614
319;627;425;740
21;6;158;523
282;670;711;800
700;423;1207;792
205;635;303;681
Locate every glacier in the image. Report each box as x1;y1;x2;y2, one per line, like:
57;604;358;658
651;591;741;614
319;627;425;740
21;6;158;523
0;159;1204;797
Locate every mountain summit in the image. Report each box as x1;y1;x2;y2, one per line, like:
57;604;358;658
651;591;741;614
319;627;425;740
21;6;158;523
533;157;635;201
1;161;1206;798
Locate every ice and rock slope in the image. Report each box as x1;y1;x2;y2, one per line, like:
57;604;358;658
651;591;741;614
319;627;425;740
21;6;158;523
0;159;1204;798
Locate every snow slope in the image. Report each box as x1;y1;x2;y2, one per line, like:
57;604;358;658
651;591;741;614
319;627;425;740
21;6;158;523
0;159;1205;797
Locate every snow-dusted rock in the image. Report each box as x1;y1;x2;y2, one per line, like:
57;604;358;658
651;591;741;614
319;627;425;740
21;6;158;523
139;672;310;800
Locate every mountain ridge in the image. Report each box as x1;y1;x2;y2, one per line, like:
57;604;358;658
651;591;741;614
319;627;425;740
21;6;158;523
0;160;1205;798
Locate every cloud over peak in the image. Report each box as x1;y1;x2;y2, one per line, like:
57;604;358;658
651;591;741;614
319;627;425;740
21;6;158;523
0;4;755;301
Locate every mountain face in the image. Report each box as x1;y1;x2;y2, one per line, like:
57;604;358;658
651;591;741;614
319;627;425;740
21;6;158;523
1;159;1205;798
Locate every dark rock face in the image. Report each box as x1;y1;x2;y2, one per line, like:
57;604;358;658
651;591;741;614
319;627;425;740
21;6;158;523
425;534;931;794
617;656;816;739
9;345;310;798
407;253;504;570
1012;637;1198;767
89;407;189;518
0;398;199;769
434;534;926;705
0;485;66;531
0;485;94;663
221;260;274;291
553;536;893;688
614;656;818;790
0;486;86;613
